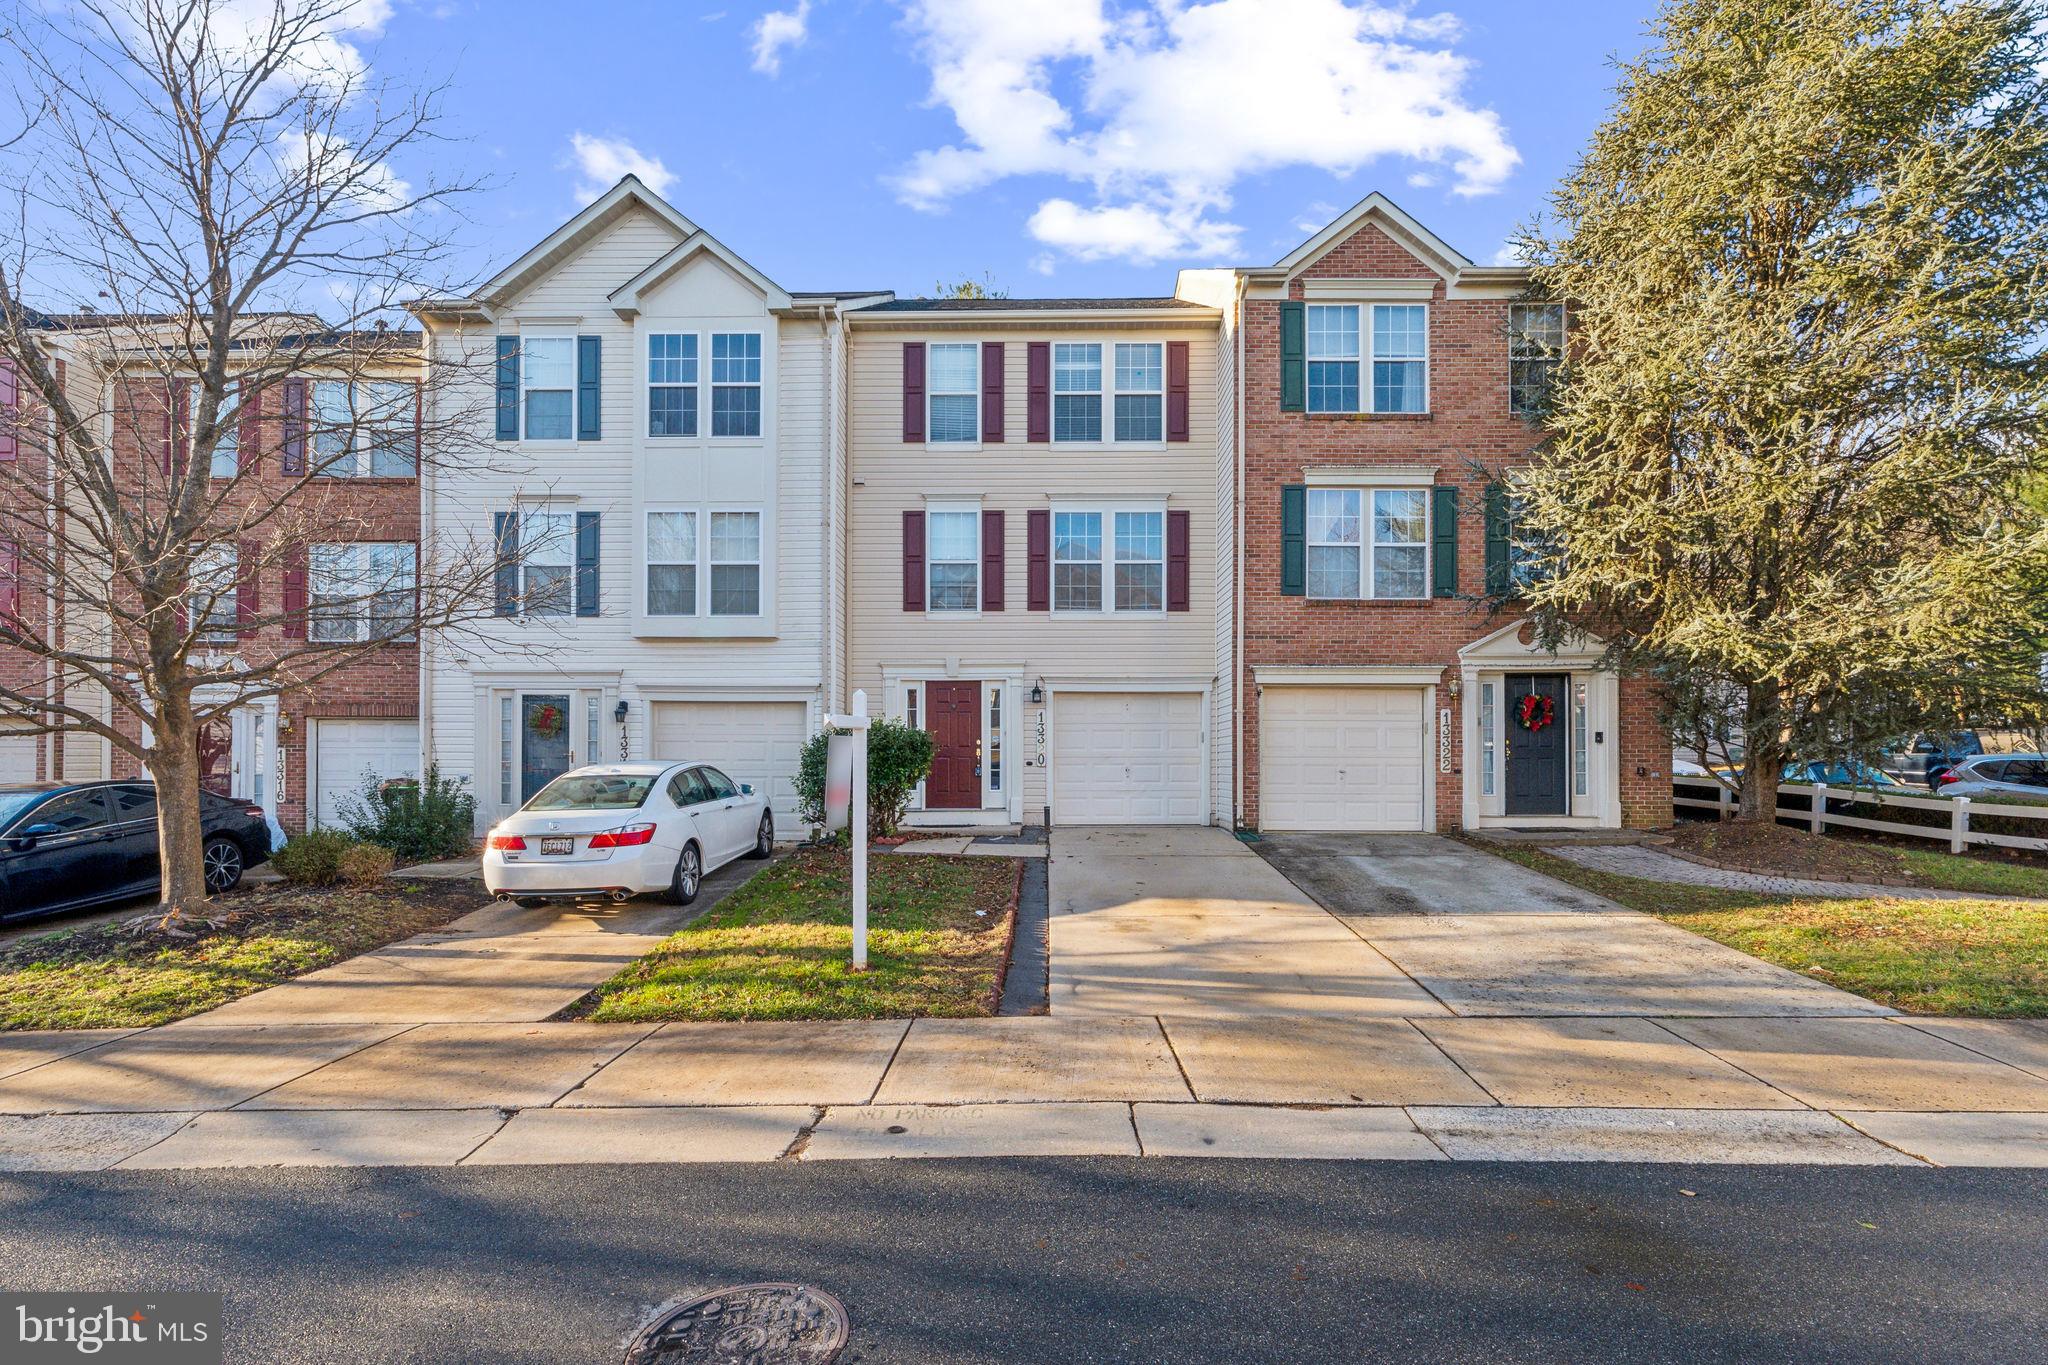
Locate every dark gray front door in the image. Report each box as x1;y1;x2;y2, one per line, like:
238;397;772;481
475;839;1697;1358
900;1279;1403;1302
1505;673;1569;816
521;694;572;803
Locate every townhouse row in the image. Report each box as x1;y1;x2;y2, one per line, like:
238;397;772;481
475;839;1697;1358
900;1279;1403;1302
0;179;1671;837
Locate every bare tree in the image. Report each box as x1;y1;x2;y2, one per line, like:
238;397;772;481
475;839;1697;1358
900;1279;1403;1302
0;0;500;916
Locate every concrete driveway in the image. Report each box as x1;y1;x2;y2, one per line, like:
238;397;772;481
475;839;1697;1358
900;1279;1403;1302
1254;832;1620;916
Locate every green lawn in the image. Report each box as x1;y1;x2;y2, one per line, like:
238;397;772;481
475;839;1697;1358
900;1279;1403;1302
0;881;479;1031
1895;848;2048;898
578;846;1020;1022
1481;842;2048;1017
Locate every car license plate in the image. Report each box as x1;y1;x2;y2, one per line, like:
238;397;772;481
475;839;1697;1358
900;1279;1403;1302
540;836;574;856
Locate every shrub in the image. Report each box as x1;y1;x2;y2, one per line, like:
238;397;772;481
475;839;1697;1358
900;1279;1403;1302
336;764;476;862
336;842;396;886
271;829;355;886
793;718;936;836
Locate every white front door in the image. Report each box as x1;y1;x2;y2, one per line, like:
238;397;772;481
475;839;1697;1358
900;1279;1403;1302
1259;686;1427;831
1050;691;1205;824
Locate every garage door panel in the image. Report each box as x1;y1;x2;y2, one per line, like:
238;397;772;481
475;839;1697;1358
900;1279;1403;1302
1051;692;1204;825
1260;687;1427;832
650;701;807;822
0;733;37;783
315;720;420;828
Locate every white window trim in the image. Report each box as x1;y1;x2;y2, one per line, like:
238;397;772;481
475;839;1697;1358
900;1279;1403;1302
1508;301;1565;418
1050;339;1169;448
924;503;982;616
517;333;577;444
642;507;699;618
311;378;416;478
646;333;699;440
708;331;764;440
309;541;418;643
1305;486;1431;602
1305;302;1431;415
1048;501;1170;617
706;506;765;619
926;342;981;449
633;324;769;448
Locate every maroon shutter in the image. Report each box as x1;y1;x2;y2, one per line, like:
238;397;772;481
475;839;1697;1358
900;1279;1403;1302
1166;341;1190;443
1026;342;1050;443
280;378;306;476
0;539;16;618
281;541;308;639
901;343;926;443
1166;509;1191;612
901;508;925;612
237;384;263;474
0;358;17;461
1026;508;1050;610
981;509;1004;611
236;540;260;637
981;342;1004;442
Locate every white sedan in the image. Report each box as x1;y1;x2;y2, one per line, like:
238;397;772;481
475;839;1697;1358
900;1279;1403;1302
483;761;773;908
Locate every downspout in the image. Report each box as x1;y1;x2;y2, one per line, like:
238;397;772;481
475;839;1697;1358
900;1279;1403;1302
43;349;62;780
415;324;438;797
1232;274;1248;831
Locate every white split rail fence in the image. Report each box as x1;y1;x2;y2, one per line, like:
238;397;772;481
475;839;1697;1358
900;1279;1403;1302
1673;776;2048;855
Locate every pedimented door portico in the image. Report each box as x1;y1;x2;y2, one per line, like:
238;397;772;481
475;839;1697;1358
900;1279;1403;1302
1459;623;1620;829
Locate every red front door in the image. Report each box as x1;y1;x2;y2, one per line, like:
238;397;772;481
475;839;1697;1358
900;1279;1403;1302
925;682;982;810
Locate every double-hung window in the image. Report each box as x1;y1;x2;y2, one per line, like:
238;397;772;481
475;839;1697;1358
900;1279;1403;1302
311;380;414;476
188;542;239;642
645;511;697;615
520;337;575;440
1052;509;1165;614
926;508;980;611
517;510;574;616
210;381;242;478
310;542;417;642
648;334;698;437
1306;304;1428;414
1306;488;1428;599
1113;344;1164;441
710;333;762;437
1052;344;1102;443
1053;342;1166;443
708;510;761;615
927;343;979;444
1508;303;1564;417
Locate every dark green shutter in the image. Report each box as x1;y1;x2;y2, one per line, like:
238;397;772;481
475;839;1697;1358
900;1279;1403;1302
493;512;519;615
575;512;600;617
495;338;519;441
576;336;602;440
1279;302;1306;412
1280;485;1306;595
1431;485;1458;598
1484;483;1510;596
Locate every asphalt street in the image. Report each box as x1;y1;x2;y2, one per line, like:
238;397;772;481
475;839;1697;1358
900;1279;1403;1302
3;1160;2044;1363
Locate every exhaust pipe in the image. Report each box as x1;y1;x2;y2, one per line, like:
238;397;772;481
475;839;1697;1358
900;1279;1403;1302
609;889;630;903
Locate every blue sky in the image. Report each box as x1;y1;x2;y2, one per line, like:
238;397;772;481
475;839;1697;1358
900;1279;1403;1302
365;0;1662;297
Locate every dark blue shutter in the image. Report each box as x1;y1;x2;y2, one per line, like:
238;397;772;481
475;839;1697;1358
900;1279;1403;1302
1431;485;1459;598
575;511;600;617
493;512;519;615
495;338;519;441
1280;485;1306;596
576;336;601;441
1279;302;1306;412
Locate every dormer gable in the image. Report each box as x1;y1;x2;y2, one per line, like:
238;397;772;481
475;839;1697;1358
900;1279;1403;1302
610;232;792;318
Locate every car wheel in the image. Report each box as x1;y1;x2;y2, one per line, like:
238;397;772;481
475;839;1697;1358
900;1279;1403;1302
749;811;774;859
667;844;702;905
203;836;245;893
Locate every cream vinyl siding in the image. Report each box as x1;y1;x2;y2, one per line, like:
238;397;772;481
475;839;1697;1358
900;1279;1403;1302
844;321;1225;824
422;202;832;827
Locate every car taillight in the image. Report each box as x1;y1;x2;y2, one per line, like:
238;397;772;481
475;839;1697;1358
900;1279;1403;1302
1938;770;1960;785
587;823;656;849
243;806;266;819
487;833;527;850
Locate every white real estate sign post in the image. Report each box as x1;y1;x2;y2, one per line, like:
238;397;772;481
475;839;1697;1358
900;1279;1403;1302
823;690;873;971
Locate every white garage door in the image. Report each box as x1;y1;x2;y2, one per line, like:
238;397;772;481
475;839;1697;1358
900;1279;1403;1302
1051;692;1205;825
650;700;807;824
314;719;420;828
1260;687;1427;831
0;732;37;783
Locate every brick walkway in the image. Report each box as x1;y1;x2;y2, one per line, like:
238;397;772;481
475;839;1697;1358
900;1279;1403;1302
1544;844;1972;900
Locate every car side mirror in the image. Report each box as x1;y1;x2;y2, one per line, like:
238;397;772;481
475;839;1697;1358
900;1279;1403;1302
10;821;61;850
740;783;755;796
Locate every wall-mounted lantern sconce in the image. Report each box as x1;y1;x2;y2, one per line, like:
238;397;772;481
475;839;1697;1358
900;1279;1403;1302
1029;681;1044;705
613;700;629;724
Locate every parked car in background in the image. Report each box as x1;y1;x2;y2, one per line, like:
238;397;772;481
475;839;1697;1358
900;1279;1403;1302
1782;759;1901;790
0;781;272;921
1894;731;1984;789
1932;754;2048;801
482;761;773;909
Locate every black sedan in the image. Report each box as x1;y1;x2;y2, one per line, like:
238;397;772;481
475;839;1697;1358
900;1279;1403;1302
0;781;273;921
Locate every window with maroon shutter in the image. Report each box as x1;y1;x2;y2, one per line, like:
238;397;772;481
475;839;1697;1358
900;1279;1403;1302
1166;341;1190;443
901;343;926;443
280;378;307;476
1026;343;1050;442
901;508;925;612
0;358;17;462
1026;508;1050;609
236;539;260;637
281;542;308;639
1166;509;1190;611
981;342;1005;442
981;509;1005;611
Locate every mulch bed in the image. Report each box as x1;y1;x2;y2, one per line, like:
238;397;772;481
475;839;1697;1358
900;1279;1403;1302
1666;822;1927;884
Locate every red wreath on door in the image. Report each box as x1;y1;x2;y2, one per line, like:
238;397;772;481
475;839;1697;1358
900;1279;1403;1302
1516;692;1556;732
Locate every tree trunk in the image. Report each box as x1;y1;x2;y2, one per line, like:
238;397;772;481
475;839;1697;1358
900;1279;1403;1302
1735;683;1785;825
146;699;212;915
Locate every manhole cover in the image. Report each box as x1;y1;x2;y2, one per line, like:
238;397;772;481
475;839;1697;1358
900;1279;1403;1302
625;1283;849;1364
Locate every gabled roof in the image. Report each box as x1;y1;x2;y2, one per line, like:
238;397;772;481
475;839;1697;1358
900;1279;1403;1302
474;175;700;309
609;229;792;315
1266;191;1475;281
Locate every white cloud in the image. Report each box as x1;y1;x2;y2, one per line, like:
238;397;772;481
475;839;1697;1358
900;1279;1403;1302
279;130;412;212
891;0;1517;265
202;0;394;98
1490;241;1527;267
567;133;677;202
752;1;813;75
